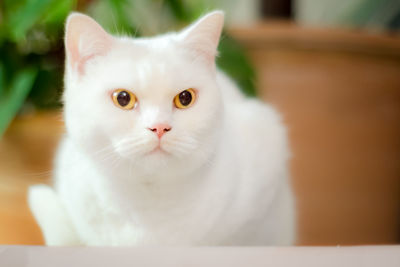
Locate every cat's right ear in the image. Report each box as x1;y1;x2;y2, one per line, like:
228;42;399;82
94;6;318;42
65;13;113;75
179;11;224;64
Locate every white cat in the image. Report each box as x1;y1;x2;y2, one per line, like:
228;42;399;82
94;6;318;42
28;11;296;246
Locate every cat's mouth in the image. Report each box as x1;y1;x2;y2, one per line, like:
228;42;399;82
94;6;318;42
147;144;169;155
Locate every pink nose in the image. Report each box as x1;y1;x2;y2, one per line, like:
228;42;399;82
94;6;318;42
148;123;172;139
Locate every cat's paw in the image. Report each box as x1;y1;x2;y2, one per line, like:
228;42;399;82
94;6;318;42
28;184;81;246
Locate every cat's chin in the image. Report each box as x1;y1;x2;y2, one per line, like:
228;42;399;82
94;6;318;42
119;146;173;168
115;146;200;178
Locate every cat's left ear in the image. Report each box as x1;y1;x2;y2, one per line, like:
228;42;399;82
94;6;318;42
180;11;224;63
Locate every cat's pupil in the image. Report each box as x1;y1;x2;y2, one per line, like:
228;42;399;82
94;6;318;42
117;91;131;106
179;90;192;106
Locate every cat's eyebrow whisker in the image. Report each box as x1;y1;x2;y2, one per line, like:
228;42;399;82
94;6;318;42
133;26;139;38
110;12;119;36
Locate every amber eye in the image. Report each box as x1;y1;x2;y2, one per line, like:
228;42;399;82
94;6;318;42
112;89;136;110
174;88;196;109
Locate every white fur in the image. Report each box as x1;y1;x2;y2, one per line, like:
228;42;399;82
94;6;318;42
29;11;296;246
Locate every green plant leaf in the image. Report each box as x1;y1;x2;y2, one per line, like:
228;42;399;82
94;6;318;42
164;0;190;22
41;0;76;25
0;68;37;137
217;35;256;97
7;0;54;41
0;63;4;98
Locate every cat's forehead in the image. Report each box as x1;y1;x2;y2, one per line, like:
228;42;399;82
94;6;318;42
94;38;200;97
116;34;180;61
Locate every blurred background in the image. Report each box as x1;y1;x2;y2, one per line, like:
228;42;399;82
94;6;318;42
0;0;399;245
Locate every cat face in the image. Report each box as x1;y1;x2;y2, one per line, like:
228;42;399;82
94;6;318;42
63;12;224;175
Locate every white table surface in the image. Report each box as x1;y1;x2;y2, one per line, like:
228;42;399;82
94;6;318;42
0;245;399;267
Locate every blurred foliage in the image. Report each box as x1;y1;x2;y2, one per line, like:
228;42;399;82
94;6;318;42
0;0;256;136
